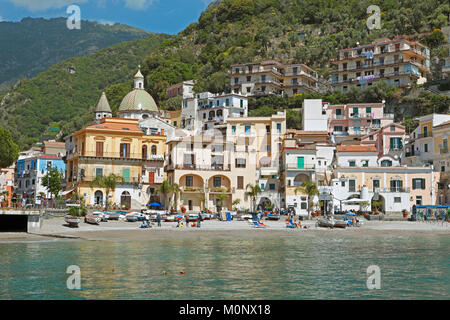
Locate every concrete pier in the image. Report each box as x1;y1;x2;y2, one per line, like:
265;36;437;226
0;209;42;233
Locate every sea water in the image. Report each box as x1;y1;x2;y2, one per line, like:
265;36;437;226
0;233;448;299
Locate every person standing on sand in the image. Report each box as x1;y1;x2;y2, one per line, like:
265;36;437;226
156;213;162;227
197;213;202;228
185;214;189;227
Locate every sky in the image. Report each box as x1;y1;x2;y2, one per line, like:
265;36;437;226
0;0;215;34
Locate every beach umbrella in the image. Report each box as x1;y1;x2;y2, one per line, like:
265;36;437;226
345;212;357;216
148;202;163;207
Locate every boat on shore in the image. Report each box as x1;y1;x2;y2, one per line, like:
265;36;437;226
267;213;281;221
333;220;348;229
317;217;335;228
105;212;120;221
64;215;81;228
93;212;109;222
126;212;140;222
85;214;101;225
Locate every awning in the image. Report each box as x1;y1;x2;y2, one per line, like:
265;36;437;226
61;189;75;196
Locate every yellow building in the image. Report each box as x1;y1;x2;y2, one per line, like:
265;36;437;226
65;70;167;210
160;110;182;128
66;117;166;209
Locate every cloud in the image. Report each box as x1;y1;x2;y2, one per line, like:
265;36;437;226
4;0;88;12
124;0;155;10
0;16;3;21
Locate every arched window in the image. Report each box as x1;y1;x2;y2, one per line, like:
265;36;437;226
381;160;392;167
209;111;215;118
151;145;157;155
142;145;148;159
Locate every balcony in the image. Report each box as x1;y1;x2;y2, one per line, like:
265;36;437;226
80;151;147;160
285;163;316;171
208;187;234;194
375;187;411;193
331;115;346;120
181;186;205;193
167;164;231;171
440;149;449;155
82;176;141;184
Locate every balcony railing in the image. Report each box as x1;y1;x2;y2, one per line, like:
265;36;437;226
81;176;141;184
167;164;231;171
440;149;449;154
285;163;316;170
79;151;163;161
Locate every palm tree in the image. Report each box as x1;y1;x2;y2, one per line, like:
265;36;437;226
295;181;319;220
232;199;241;212
90;174;122;211
245;183;262;213
171;183;181;211
216;193;229;213
159;180;172;210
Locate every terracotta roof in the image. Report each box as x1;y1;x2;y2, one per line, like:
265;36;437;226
337;145;377;152
86;122;143;133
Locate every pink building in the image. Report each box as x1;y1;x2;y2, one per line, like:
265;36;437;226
361;123;409;160
326;102;394;138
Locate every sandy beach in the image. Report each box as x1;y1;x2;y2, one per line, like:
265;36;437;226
0;217;446;242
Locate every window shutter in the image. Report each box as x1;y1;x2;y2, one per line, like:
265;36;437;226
421;179;426;190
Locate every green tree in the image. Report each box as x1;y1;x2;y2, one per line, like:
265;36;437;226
295;181;319;219
245;183;262;212
159;180;181;210
215;193;229;213
89;174;122;211
0;128;19;168
42;168;64;199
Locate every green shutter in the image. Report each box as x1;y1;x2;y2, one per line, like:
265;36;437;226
123;169;130;183
297;157;304;169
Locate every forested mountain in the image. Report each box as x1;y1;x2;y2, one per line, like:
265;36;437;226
2;0;450;151
0;33;169;149
141;0;449;121
0;17;152;91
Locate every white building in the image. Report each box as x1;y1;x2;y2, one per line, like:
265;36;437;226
181;92;248;130
303;99;328;132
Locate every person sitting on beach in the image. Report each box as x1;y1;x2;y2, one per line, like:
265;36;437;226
140;221;149;229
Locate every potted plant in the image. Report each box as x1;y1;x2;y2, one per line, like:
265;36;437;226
402;209;409;219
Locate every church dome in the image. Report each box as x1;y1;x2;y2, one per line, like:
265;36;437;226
118;89;158;113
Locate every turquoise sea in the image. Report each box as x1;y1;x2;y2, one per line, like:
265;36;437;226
0;233;448;300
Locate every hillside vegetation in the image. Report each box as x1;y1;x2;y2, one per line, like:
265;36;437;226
142;0;450;120
0;33;169;149
0;17;153;91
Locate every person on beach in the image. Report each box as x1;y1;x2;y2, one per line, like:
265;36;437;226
156;213;162;227
185;214;189;227
197;213;202;228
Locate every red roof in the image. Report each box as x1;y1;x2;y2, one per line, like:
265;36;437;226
85;122;142;133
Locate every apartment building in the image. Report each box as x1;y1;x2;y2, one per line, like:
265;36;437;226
321;145;436;214
403;114;450;165
166;112;286;213
0;165;15;207
15;154;66;206
181;92;248;130
331;38;430;92
280;129;334;216
228;60;318;97
160;110;182;128
65;118;166;209
361;123;408;160
326;102;395;142
432;120;450;204
165;80;195;100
